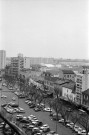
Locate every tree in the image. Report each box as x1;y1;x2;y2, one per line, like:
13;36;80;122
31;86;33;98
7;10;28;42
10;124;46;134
54;86;60;99
70;110;80;129
79;113;89;135
52;98;62;133
46;98;53;115
59;105;71;125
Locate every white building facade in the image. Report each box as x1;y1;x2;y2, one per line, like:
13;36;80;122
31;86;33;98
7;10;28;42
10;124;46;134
23;57;30;69
62;87;76;102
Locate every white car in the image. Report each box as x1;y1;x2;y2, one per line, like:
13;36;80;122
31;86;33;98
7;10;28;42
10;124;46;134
19;107;24;111
43;107;52;112
2;83;7;86
9;87;13;90
58;119;64;123
12;97;16;101
40;124;49;130
25;100;30;103
66;122;74;128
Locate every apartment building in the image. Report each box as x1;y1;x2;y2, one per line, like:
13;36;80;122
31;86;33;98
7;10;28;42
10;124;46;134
75;69;89;104
11;56;24;76
0;50;6;69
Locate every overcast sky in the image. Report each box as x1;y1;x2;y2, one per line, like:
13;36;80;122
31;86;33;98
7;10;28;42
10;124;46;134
0;0;89;59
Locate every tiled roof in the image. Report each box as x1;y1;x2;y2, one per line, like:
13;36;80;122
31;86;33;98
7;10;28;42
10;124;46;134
62;82;76;93
36;80;44;84
62;69;75;74
45;76;60;82
54;79;70;85
46;69;60;75
82;66;89;69
82;89;89;95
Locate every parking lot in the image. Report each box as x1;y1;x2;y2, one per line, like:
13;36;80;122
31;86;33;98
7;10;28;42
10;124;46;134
0;84;78;135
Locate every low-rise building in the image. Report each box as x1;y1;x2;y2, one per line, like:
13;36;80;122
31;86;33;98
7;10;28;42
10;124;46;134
82;89;89;108
62;69;75;81
42;69;75;81
62;82;76;102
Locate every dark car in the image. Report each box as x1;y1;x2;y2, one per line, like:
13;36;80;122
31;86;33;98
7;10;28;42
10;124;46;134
30;104;36;108
19;95;25;98
43;127;50;133
36;121;43;127
20;119;30;123
1;103;7;107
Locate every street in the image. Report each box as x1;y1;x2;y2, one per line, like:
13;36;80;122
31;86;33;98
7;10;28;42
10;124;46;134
0;84;76;135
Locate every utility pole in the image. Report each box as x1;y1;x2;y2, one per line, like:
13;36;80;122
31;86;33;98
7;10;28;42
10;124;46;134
18;78;20;107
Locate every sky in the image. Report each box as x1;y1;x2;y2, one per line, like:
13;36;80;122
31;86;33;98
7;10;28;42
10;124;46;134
0;0;89;59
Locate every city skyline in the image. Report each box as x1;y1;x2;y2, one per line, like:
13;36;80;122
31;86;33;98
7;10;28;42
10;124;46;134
0;0;89;59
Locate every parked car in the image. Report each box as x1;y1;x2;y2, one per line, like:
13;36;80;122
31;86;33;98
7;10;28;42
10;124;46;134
9;87;13;90
12;97;16;101
52;113;61;121
18;107;25;113
1;103;7;107
8;102;19;107
25;100;30;103
34;107;41;112
43;107;52;112
58;118;64;123
19;95;25;98
2;83;7;86
1;95;7;98
66;122;74;129
30;104;36;108
27;125;35;130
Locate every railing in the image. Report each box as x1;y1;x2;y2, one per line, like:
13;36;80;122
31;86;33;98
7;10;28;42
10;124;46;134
0;112;26;135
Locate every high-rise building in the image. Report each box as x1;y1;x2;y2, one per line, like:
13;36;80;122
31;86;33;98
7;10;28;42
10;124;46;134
0;50;6;69
18;53;23;58
11;56;24;76
75;67;89;104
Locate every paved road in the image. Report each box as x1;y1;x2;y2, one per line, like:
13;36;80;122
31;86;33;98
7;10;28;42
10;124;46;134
0;85;76;135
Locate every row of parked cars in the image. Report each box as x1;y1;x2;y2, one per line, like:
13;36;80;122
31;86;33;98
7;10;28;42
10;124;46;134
2;102;25;114
25;99;89;135
2;82;13;90
15;114;58;135
14;91;25;98
49;112;88;135
25;99;52;112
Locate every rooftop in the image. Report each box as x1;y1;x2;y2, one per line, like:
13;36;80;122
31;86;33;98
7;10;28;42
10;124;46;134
62;82;76;93
62;69;75;74
82;89;89;95
46;69;60;75
45;76;60;82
